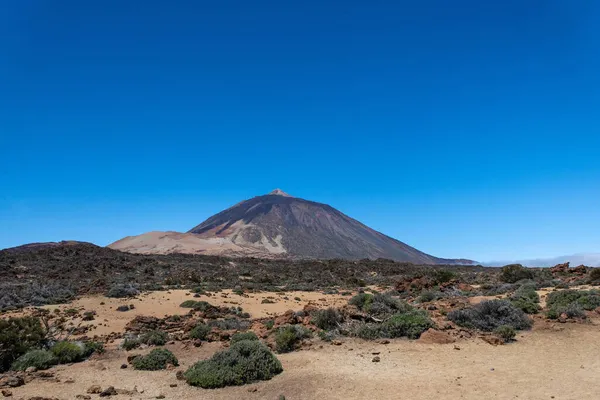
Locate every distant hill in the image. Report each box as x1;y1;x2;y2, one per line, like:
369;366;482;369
110;189;474;265
485;253;600;268
1;240;94;254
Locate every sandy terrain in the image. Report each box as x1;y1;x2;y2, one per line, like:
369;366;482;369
13;290;349;336
5;290;600;400
7;321;600;400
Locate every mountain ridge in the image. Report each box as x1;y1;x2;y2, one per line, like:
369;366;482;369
110;190;474;264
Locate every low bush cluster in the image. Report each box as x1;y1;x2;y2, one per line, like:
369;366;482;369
509;284;541;314
545;289;600;319
11;349;58;371
230;332;259;344
0;316;46;372
311;308;343;330
50;341;86;363
447;300;532;331
208;318;251;331
494;325;516;342
499;264;534;283
184;339;283;388
353;310;433;340
189;323;212;340
275;325;312;353
132;348;179;370
349;292;411;317
122;330;168;350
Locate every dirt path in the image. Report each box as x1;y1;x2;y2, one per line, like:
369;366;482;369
9;321;600;400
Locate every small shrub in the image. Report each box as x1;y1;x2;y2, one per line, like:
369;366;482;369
50;341;85;363
349;293;373;310
381;310;433;339
494;325;516;342
189;323;211;340
231;332;259;344
116;305;130;312
588;268;600;283
132;348;178;370
263;320;274;330
180;300;199;308
547;303;586;319
510;285;541;314
447;300;532;331
209;318;251;331
312;308;343;330
122;337;140;350
184;340;282;388
431;269;458;284
11;350;58;371
546;289;600;311
83;341;105;356
0;316;46;372
261;299;276;304
139;330;168;346
275;325;312;353
106;284;139;298
499;264;533;283
82;311;96;321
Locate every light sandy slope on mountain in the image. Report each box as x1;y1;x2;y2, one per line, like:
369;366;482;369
107;231;278;257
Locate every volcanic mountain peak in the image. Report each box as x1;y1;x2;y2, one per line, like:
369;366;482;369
269;188;292;197
109;191;473;264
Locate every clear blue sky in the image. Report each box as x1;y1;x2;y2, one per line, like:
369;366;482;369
1;1;599;261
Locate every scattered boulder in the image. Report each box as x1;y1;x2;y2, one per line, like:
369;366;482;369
0;376;24;388
1;390;12;397
86;385;102;394
372;356;380;362
99;386;117;397
75;396;91;400
550;262;570;274
418;329;456;344
116;305;130;312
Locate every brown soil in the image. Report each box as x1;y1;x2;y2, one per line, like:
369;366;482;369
5;292;600;399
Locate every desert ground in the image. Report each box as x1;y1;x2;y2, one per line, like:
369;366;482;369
3;287;600;400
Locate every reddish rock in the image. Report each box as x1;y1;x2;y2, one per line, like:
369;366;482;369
418;328;456;344
274;310;296;326
550;262;570;274
571;265;588;274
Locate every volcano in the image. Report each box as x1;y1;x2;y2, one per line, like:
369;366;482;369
109;189;472;264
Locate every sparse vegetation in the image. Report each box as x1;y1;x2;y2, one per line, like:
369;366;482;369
139;330;168;346
545;290;600;319
494;325;516;342
447;300;532;331
510;284;541;314
50;341;85;363
0;316;46;372
275;325;312;353
230;332;259;344
312;308;343;330
209;318;251;331
184;339;282;388
499;264;534;283
11;349;58;371
189;323;211;340
132;348;179;370
106;283;139;298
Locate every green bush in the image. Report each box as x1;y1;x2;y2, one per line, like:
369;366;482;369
180;300;200;308
132;348;179;371
50;341;85;363
510;285;541;314
547;303;586;319
349;293;373;310
263;320;274;330
83;341;105;356
494;325;516;342
0;316;46;372
447;300;532;331
588;268;600;283
353;310;433;340
546;290;600;311
139;330;168;346
231;332;259;344
184;340;283;388
11;349;58;371
122;337;140;351
431;269;458;284
312;308;342;330
499;264;534;283
189;323;211;340
275;325;312;353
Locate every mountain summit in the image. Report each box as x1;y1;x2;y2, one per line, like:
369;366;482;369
109;191;471;264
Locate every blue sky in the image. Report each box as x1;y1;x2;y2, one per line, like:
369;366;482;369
1;1;599;261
